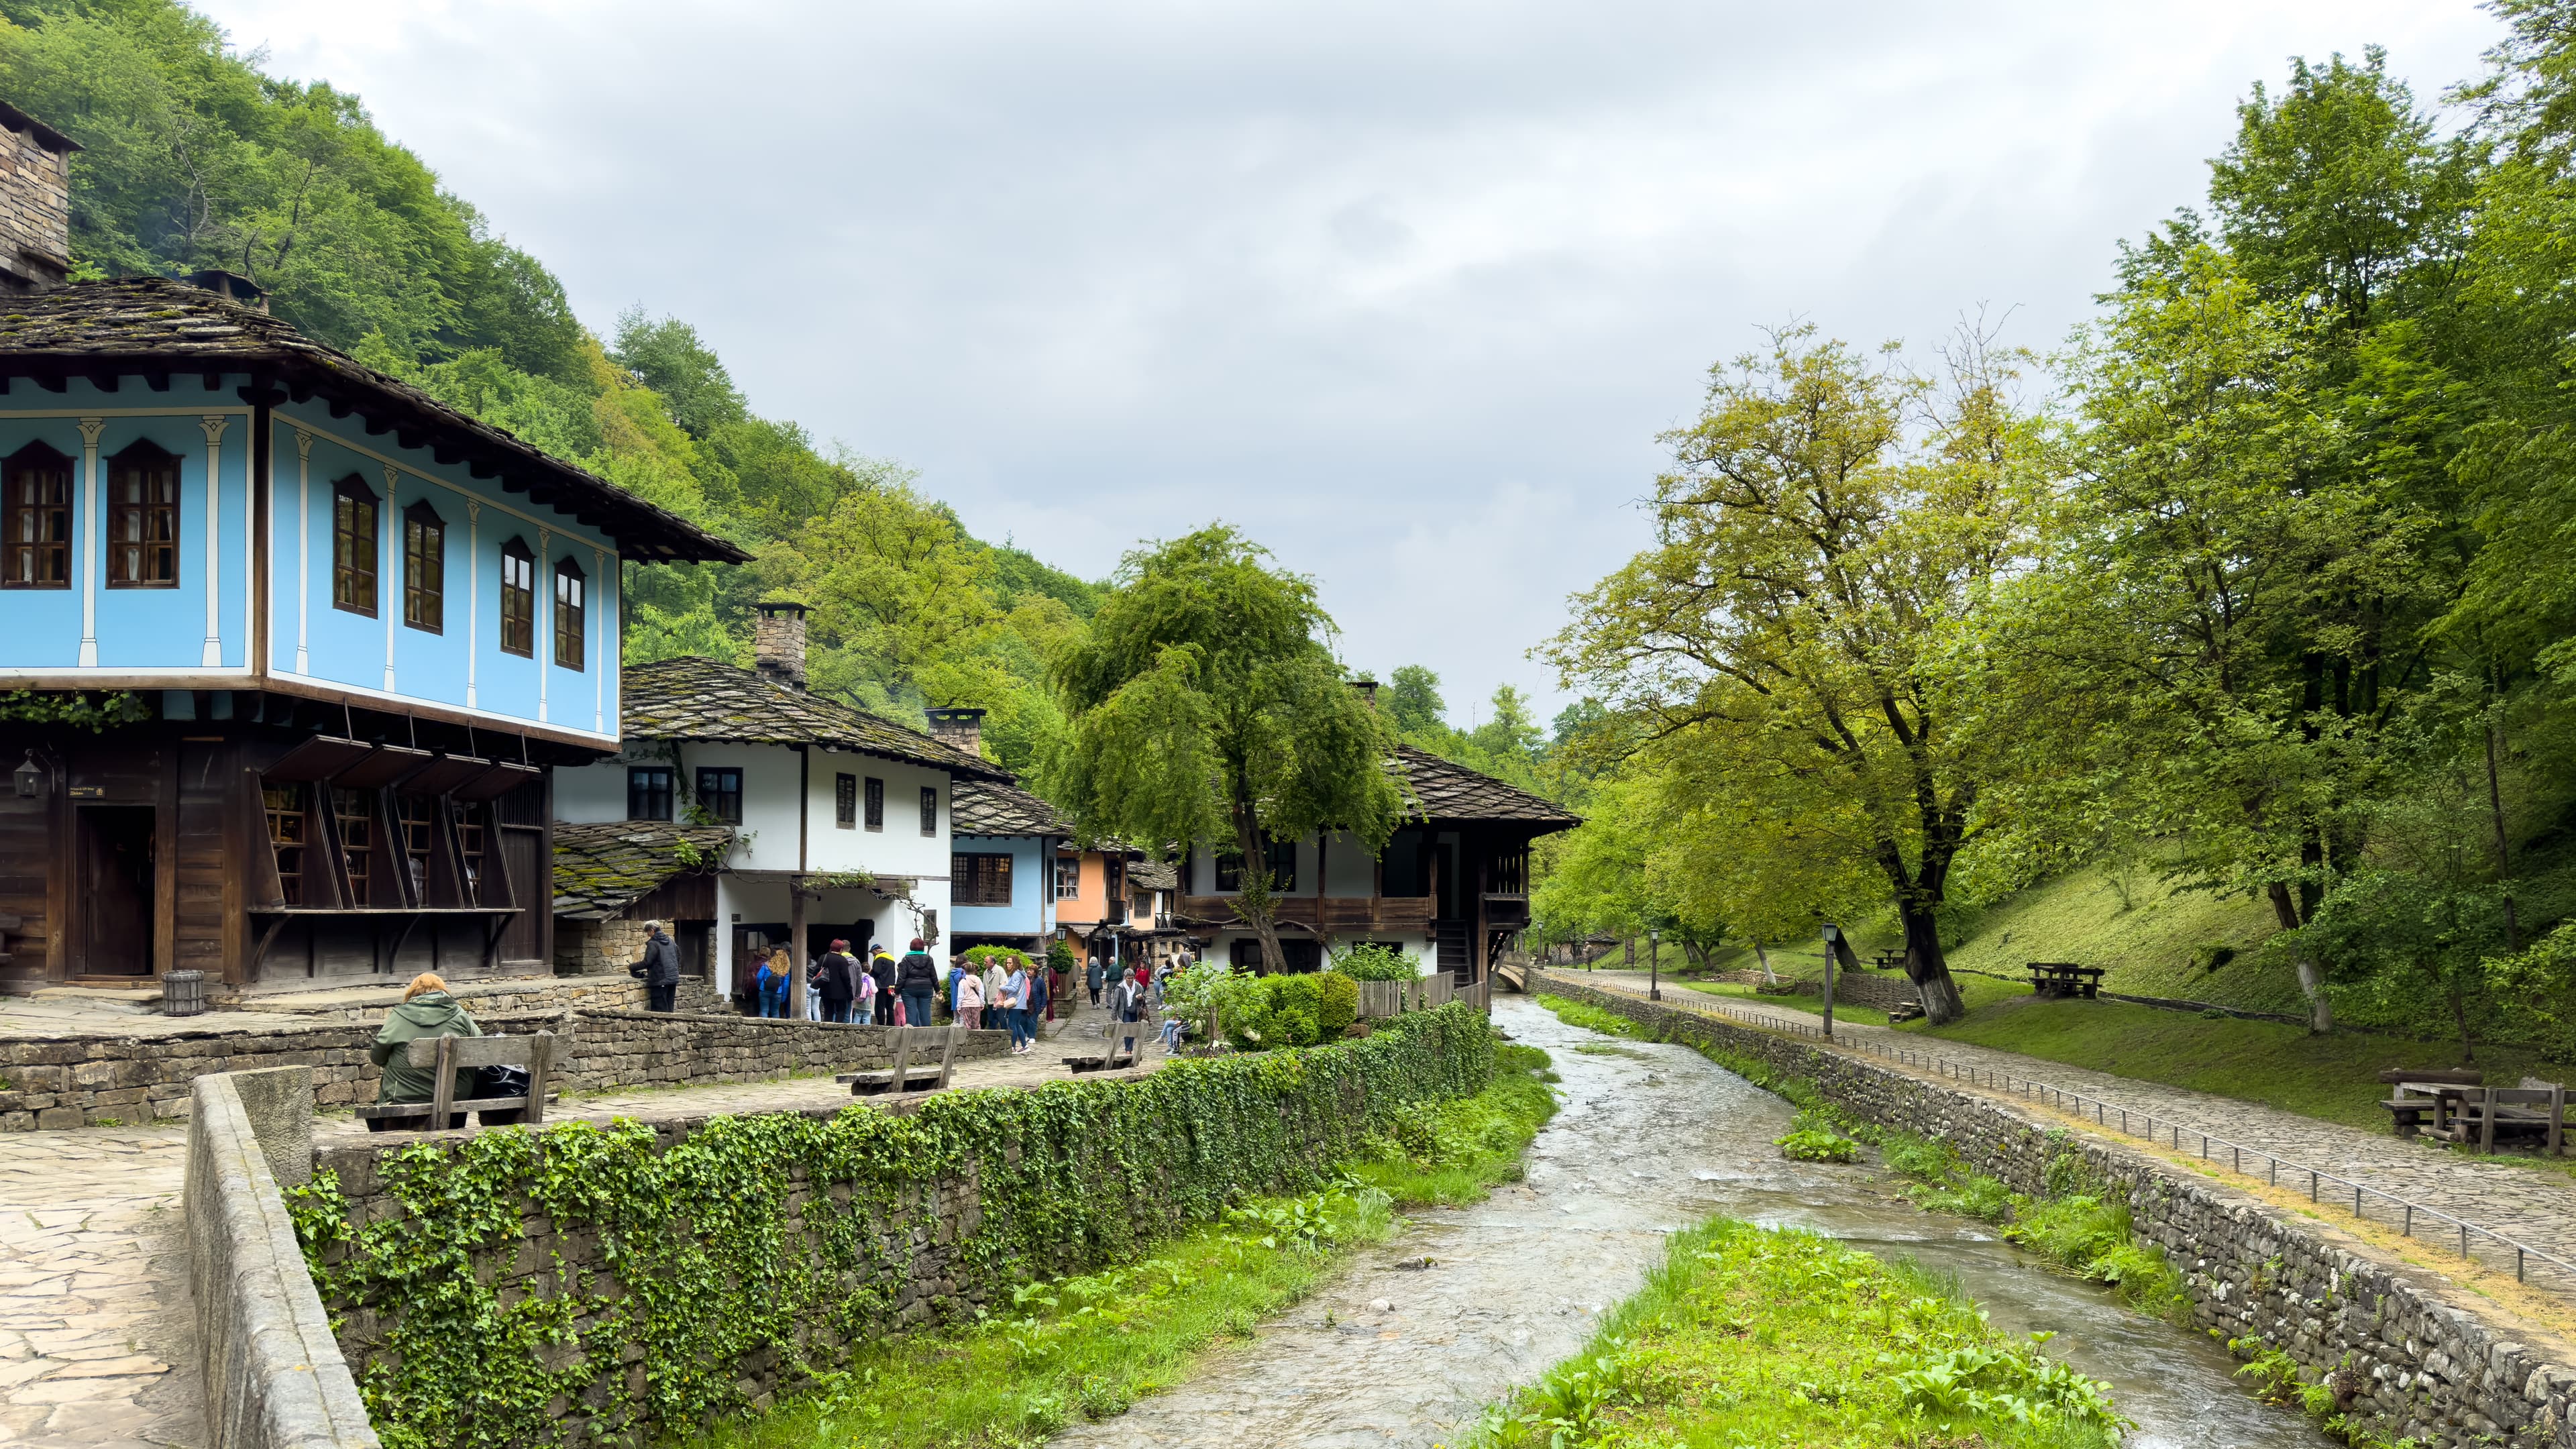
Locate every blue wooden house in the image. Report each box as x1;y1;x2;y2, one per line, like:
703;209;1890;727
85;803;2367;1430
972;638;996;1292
0;104;743;995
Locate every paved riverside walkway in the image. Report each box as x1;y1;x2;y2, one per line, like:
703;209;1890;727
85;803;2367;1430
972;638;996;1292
0;989;1167;1448
1553;969;2576;1301
0;1125;201;1449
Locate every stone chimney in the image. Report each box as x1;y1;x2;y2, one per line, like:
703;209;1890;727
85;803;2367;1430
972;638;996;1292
0;103;76;297
925;706;986;759
1350;678;1379;710
184;268;268;314
753;600;808;690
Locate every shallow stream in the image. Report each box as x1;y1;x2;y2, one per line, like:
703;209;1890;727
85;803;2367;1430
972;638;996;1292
1046;997;2329;1448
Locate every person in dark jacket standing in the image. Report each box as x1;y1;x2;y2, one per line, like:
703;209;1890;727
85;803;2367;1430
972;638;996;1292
895;938;938;1030
635;922;682;1012
1086;955;1106;1007
814;938;859;1023
869;945;900;1025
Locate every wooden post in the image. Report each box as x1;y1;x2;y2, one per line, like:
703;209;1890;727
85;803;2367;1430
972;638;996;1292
2480;1087;2498;1154
527;1029;552;1125
429;1034;456;1128
788;874;809;1021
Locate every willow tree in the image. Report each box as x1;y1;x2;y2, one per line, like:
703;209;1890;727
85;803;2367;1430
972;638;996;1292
1547;325;2047;1024
1049;525;1406;969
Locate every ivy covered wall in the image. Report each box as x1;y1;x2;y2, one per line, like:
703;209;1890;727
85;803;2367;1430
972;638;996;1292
290;1004;1495;1449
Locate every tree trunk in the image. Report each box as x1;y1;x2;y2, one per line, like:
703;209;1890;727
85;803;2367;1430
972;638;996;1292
1230;804;1288;976
2264;881;2333;1034
2486;718;2520;955
1751;941;1776;984
1897;902;1967;1025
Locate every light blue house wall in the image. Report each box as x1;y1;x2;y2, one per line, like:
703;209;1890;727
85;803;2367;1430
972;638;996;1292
0;378;254;672
265;403;621;743
0;380;621;745
950;833;1051;938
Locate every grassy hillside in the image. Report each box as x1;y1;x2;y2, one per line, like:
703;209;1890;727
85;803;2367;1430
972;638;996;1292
1936;865;2304;1014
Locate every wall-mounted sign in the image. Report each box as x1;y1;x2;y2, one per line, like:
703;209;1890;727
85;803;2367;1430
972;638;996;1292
66;786;105;799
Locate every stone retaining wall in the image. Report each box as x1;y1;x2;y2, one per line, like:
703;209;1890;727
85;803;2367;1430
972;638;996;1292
1527;969;2576;1449
0;1010;1008;1130
184;1067;380;1449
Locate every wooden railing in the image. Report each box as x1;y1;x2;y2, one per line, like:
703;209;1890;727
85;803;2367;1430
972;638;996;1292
1176;895;1436;933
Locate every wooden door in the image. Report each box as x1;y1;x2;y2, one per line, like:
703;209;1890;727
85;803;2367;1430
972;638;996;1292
78;805;156;977
495;826;543;967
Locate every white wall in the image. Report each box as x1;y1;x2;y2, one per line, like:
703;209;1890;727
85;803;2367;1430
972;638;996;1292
803;749;951;879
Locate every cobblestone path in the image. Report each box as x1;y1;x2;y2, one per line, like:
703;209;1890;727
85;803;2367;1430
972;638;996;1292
1560;969;2576;1298
0;1126;200;1449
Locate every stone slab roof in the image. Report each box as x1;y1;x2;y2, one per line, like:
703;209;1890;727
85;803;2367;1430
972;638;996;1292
1396;745;1580;829
621;655;1013;780
1128;858;1178;892
952;778;1070;837
553;820;735;920
0;277;746;564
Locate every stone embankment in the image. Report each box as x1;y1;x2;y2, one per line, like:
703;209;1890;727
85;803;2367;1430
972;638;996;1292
1527;969;2576;1449
2;1007;1008;1130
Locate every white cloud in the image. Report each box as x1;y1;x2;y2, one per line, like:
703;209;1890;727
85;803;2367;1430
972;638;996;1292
197;0;2500;716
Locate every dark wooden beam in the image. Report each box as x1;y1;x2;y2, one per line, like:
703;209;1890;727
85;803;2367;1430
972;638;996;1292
34;374;64;394
85;371;119;394
431;443;462;466
145;371;170;392
394;427;426;451
363;413;392;437
201;370;223;393
468;460;498;479
327;397;354;419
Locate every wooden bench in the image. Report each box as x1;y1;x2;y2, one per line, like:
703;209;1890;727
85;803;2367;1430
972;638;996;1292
1061;1041;1140;1073
356;1031;566;1131
1871;950;1904;972
2432;1083;2567;1155
839;1026;961;1095
2026;962;2104;1000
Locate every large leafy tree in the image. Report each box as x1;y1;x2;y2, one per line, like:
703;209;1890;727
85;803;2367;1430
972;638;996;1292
1049;526;1405;969
1549;326;2047;1024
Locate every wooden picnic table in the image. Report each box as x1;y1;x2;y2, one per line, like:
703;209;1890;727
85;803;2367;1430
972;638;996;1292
2026;962;2104;1000
2382;1079;2566;1155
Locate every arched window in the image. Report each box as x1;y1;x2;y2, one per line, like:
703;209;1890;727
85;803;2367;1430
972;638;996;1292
331;476;378;616
1;441;72;589
498;537;535;656
105;440;180;588
402;500;444;633
553;555;586;670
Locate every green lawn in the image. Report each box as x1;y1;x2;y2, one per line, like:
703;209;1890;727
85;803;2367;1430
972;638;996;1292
1896;996;2562;1133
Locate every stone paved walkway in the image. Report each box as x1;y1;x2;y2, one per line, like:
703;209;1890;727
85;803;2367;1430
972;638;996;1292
0;1126;200;1449
1554;969;2576;1299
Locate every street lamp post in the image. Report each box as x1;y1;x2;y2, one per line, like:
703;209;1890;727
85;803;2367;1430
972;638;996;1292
1648;927;1661;1001
1820;922;1839;1040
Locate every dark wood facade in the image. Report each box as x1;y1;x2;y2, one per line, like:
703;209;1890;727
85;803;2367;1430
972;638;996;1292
0;692;564;993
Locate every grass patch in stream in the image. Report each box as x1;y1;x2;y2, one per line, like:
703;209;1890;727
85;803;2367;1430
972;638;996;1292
687;1043;1558;1449
1469;1218;2127;1449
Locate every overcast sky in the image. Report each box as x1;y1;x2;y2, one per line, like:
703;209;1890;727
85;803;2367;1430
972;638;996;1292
195;0;2500;725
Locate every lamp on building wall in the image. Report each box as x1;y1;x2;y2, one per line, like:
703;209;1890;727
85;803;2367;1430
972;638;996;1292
14;751;48;799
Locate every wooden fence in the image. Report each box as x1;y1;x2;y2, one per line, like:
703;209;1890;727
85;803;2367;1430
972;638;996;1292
1354;973;1487;1018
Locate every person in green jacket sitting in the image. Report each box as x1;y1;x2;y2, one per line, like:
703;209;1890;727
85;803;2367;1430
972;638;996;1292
367;972;482;1130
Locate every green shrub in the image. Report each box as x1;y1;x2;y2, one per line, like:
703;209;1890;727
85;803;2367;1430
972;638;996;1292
1331;942;1419;981
1044;938;1076;976
1316;971;1359;1037
960;944;1032;971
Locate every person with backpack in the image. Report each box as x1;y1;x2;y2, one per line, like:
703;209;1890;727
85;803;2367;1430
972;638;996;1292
869;946;900;1026
855;957;879;1025
755;948;792;1018
896;938;939;1034
631;921;681;1012
808;938;855;1023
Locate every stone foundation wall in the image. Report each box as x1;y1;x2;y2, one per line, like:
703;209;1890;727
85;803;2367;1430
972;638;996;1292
555;920;653;977
1526;970;2576;1449
0;1009;1008;1130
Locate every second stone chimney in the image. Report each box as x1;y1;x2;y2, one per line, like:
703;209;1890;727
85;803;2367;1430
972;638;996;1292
925;706;986;759
753;600;808;690
1350;678;1379;710
0;102;76;297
